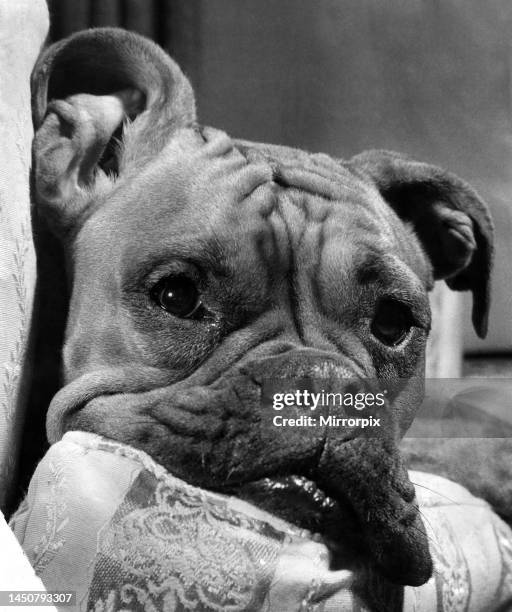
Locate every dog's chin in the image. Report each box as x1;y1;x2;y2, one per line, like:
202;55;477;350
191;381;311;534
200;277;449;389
230;474;432;587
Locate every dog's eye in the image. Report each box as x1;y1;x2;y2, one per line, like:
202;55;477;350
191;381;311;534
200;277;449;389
371;299;413;346
151;276;201;318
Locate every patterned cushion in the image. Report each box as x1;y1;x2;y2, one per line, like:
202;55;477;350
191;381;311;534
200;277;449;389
0;0;49;510
10;431;512;611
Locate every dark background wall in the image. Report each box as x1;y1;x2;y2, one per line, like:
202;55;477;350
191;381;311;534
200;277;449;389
46;1;201;70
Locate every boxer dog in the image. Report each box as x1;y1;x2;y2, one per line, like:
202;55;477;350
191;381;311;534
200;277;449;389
30;28;493;588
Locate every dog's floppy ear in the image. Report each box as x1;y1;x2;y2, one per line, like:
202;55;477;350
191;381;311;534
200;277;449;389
31;28;196;234
350;150;494;338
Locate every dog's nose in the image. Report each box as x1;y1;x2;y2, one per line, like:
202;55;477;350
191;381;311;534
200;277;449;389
240;349;387;423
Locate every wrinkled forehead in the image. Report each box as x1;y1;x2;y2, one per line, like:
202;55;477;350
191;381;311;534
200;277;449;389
79;131;421;279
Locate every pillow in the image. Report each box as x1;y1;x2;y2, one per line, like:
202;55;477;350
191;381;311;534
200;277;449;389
10;431;512;611
0;0;49;511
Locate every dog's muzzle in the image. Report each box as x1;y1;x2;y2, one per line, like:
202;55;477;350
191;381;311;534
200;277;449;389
223;351;433;586
46;350;432;586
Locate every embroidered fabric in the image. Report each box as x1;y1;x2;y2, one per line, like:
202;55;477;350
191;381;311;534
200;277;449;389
0;0;49;510
10;432;512;611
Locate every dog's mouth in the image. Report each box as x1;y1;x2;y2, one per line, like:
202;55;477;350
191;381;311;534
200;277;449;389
230;468;432;588
234;475;362;563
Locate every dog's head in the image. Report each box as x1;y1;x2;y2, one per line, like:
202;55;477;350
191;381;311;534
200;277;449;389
31;29;493;586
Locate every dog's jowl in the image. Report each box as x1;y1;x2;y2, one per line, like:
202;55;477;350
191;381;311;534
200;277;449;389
31;28;493;588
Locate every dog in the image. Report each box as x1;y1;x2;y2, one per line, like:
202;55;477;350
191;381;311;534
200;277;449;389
30;28;494;589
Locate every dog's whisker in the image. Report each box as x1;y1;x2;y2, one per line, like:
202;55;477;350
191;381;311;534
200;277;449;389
410;481;461;506
200;442;206;471
416;510;443;549
416;508;437;537
406;522;439;548
224;466;236;485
